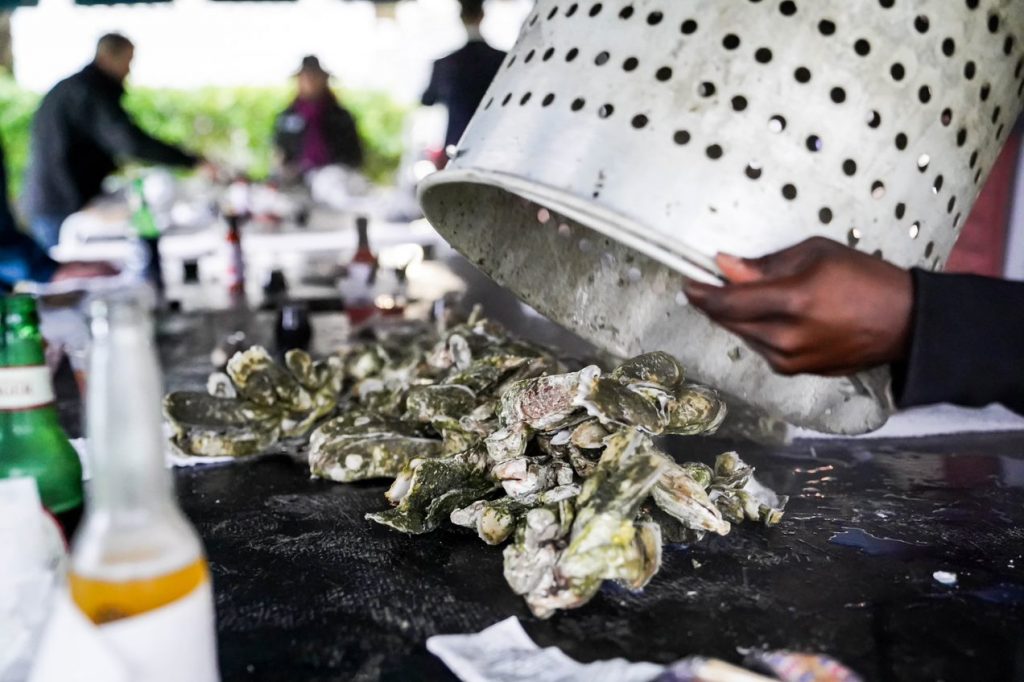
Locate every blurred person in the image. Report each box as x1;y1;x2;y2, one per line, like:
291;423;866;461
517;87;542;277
0;138;115;291
422;0;505;151
23;33;202;250
273;56;364;180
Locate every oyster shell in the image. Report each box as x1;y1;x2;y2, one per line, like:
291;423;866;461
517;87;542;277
309;433;445;483
651;457;731;536
610;351;685;388
310;412;424;451
707;452;788;526
569;419;609;450
573;372;665;434
227;346;314;412
664;384;728;436
500;367;596;431
367;445;495;534
163;392;281;457
557;430;668;588
406;384;478;431
450;484;580;545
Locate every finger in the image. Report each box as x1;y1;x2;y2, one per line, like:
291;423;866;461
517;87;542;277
684;279;802;322
739;237;836;280
716;254;763;284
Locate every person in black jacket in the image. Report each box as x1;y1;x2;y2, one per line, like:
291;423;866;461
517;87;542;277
683;237;1024;416
422;0;505;150
273;56;364;180
23;33;201;249
0;137;115;290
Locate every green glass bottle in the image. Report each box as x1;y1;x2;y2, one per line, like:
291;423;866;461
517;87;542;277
0;294;83;526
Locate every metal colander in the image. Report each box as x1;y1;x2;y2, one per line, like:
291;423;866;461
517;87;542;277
419;0;1024;434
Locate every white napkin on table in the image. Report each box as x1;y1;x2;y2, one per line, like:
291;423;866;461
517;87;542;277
427;617;664;682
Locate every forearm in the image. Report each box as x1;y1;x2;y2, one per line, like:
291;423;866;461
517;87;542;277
893;269;1024;414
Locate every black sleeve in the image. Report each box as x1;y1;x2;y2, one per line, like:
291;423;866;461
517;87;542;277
0;142;57;284
421;63;441;107
892;268;1024;415
90;94;199;168
334;108;364;170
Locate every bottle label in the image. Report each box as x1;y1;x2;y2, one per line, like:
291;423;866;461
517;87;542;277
0;365;55;411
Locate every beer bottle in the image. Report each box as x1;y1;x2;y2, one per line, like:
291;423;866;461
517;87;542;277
69;293;218;680
0;294;83;536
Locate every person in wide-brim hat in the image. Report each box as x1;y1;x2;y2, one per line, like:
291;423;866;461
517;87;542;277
273;55;364;179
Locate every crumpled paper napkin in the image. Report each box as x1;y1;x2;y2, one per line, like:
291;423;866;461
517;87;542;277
427;617;664;682
427;618;863;682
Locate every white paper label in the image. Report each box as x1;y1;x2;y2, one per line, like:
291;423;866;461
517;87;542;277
30;582;220;682
0;366;54;411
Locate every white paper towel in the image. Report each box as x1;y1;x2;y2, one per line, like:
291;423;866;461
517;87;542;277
29;583;219;682
427;617;664;682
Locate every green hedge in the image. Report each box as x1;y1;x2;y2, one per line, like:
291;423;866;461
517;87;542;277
0;74;408;200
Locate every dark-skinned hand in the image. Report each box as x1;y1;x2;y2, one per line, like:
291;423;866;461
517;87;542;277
682;237;913;377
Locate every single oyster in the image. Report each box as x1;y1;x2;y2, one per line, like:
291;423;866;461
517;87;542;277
444;355;533;394
711;451;754;490
620;516;663;591
643;504;708;545
443;362;503;394
573;371;665;434
651;457;731;536
310;412;424;451
500;367;596;431
664;384;728;436
227;346;314;412
494;355;565;398
367;445;495;534
610;351;685;389
484;424;532;465
309;433;445;483
286;350;345;396
569;419;609;450
163;392;281;457
345;345;388;381
406;384;478;431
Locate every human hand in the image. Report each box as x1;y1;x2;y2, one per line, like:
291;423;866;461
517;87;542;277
51;261;119;282
682;237;913;377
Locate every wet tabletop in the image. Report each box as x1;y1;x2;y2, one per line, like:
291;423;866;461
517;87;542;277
173;432;1024;682
60;303;1022;682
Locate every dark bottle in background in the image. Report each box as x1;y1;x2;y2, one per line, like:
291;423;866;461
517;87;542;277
343;216;378;325
275;302;312;354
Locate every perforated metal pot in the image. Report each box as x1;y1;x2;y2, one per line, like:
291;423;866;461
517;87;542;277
420;0;1024;434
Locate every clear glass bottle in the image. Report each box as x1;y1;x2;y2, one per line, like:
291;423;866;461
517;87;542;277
68;293;218;679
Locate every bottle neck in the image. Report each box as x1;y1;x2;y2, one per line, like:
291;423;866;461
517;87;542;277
356;220;372;253
85;300;174;516
0;296;57;418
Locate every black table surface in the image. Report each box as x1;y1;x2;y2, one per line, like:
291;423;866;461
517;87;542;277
64;308;1024;682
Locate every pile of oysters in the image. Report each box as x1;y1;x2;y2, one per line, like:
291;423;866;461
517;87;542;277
165;308;787;618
